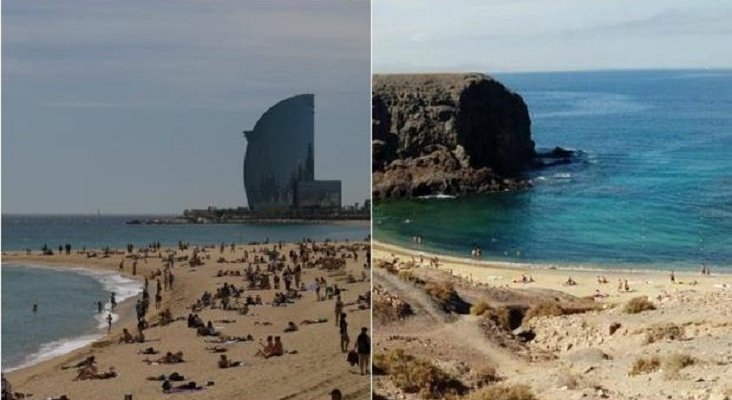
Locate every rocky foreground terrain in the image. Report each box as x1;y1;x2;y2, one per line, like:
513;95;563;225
372;249;732;400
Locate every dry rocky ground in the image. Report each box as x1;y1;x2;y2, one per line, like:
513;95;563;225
372;257;732;400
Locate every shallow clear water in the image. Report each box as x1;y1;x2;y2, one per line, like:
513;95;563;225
374;70;732;270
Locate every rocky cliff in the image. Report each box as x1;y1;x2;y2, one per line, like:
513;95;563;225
372;73;536;199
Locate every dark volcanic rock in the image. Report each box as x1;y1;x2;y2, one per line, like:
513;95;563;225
372;146;530;198
372;73;536;199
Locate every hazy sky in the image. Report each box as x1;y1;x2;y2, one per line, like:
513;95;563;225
374;0;732;73
2;0;370;214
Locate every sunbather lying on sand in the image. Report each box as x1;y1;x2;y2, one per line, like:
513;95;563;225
138;347;159;355
147;372;185;382
300;318;328;325
204;335;253;346
162;380;206;394
62;356;95;370
74;366;117;381
144;351;184;365
207;346;227;353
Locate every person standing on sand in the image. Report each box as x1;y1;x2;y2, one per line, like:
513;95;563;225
132;261;137;276
138;299;147;321
355;327;370;375
670;271;675;283
107;313;113;333
339;313;349;353
294;264;302;288
334;296;344;326
155;292;162;309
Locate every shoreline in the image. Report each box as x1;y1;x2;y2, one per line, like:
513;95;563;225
2;263;143;372
373;239;731;304
373;239;732;276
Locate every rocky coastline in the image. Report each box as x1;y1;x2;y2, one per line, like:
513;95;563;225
372;73;571;199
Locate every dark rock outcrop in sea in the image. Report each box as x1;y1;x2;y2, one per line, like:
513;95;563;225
372;73;537;199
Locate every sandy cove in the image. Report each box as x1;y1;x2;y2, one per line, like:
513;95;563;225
3;240;371;400
372;240;732;400
374;241;731;300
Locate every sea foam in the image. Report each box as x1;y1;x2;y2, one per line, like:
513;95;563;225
2;264;142;371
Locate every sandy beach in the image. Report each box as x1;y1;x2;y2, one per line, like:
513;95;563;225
372;240;732;400
374;241;731;299
3;240;371;400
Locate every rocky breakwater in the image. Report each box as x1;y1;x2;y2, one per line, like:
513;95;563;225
372;73;537;198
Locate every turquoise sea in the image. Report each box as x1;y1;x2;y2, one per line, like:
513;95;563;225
1;216;368;370
374;70;732;270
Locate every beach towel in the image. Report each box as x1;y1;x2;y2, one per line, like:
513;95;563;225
167;387;204;394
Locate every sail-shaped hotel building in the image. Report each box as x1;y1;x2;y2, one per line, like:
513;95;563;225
243;94;341;211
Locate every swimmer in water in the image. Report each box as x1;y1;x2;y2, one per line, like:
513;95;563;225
32;304;38;313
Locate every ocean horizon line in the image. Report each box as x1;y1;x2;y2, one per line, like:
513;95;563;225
373;66;732;75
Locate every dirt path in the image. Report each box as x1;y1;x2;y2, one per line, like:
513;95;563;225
374;268;530;373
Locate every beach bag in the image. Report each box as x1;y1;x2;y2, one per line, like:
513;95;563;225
346;350;358;366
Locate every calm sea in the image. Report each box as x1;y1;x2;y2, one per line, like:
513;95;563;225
1;216;369;370
2;215;369;251
374;70;732;270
